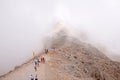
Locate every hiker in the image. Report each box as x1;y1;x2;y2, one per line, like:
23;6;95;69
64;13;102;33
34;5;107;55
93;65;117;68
29;74;34;80
40;57;45;63
34;65;37;71
35;75;38;80
37;59;40;66
40;57;42;63
34;59;38;66
39;57;41;63
45;49;48;54
42;57;45;63
41;57;43;63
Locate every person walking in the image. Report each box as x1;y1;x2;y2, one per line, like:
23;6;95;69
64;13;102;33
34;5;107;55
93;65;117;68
37;59;40;66
35;75;38;80
41;57;43;63
29;74;34;80
45;49;48;54
34;65;37;71
39;57;41;63
34;59;38;66
42;57;45;63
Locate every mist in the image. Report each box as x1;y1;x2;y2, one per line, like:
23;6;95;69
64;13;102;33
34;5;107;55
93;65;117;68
0;0;120;75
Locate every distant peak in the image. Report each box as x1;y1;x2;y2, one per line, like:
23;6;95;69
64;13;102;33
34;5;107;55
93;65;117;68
53;22;66;33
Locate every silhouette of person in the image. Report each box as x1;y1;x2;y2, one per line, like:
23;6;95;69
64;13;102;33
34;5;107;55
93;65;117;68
45;49;48;54
43;57;45;63
29;74;34;80
35;74;38;80
34;66;37;71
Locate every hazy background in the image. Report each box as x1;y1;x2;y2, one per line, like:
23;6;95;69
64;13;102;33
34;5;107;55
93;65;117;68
0;0;120;75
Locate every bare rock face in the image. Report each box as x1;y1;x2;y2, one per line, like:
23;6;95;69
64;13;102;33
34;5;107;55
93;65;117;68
49;32;120;80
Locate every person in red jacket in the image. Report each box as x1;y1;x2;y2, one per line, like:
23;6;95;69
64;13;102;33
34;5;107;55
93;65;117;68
40;57;43;63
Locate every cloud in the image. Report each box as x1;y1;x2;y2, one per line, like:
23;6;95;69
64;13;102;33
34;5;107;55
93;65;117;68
0;0;120;76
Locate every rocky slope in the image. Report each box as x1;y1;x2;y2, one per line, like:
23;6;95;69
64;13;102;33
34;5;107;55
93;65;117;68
49;38;120;80
0;31;120;80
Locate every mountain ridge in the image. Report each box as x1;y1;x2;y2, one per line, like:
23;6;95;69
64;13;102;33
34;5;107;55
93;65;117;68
1;31;120;80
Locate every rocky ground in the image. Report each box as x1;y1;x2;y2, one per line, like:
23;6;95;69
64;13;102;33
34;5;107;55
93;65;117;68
0;34;120;80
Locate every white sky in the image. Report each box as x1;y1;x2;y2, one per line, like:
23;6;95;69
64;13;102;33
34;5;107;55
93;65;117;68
0;0;120;75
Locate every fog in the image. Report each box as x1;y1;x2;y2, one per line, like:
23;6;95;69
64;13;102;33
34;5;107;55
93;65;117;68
0;0;120;75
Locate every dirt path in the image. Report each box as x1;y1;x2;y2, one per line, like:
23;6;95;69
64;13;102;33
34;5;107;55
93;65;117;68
0;54;49;80
0;53;95;80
